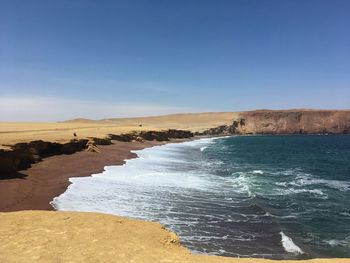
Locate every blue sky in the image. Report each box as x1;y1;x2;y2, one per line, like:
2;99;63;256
1;0;349;121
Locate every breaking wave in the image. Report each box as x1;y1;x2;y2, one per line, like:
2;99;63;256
52;134;350;259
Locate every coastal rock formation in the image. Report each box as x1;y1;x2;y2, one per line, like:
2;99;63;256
139;129;193;141
108;133;137;142
0;139;89;178
109;129;193;142
239;110;350;134
197;110;350;135
196;119;246;136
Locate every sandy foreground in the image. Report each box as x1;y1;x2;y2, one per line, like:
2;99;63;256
0;211;348;263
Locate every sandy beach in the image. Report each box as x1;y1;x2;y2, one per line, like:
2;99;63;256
0;140;166;211
1;111;350;262
3;0;350;260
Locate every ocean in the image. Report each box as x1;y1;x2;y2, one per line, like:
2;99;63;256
52;135;350;259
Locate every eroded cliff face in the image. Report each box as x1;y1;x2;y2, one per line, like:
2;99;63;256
240;110;350;134
198;110;350;135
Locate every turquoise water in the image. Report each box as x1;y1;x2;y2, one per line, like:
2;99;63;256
53;135;350;259
205;135;350;258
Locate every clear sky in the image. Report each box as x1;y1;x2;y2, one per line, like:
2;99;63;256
1;0;349;121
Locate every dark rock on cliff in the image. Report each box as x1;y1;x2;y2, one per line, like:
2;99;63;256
0;139;89;179
108;133;136;142
198;118;246;136
139;131;170;141
88;137;113;146
166;129;193;139
109;129;193;142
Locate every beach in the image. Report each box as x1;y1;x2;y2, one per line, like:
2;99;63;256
0;111;350;262
0;140;166;211
2;0;350;260
51;135;350;259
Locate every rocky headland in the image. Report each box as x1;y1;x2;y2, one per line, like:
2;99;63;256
197;110;350;135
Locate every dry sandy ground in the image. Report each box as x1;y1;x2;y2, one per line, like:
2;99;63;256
0;112;237;148
0;211;348;263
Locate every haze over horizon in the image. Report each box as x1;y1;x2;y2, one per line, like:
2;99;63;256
1;0;349;121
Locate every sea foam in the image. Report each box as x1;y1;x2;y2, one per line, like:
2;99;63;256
280;232;304;254
52;134;350;258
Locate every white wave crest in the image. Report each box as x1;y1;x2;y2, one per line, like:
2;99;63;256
294;176;350;192
280;232;304;254
200;146;207;152
325;237;350;247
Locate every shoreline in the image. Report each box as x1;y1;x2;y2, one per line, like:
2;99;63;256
0;136;349;262
0;140;178;211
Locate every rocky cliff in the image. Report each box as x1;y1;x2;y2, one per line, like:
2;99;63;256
198;110;350;135
240;110;350;134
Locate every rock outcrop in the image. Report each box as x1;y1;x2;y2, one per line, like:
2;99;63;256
239;110;350;134
197;110;350;135
0;139;89;177
109;129;193;142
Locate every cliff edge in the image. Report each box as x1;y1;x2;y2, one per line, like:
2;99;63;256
197;110;350;135
0;211;348;263
239;110;350;134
